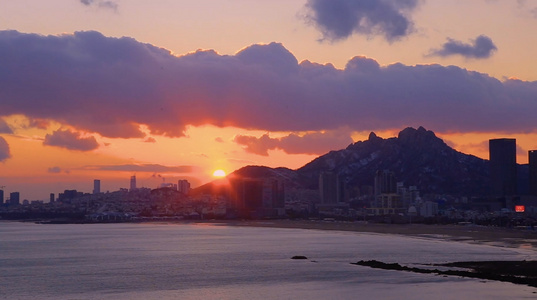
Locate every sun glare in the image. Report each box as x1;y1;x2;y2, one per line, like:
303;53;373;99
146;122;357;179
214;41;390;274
213;169;226;177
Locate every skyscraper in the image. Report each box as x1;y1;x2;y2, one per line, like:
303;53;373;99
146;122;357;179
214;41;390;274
178;179;190;195
529;150;537;196
93;179;101;194
374;170;397;195
9;192;20;205
319;171;338;204
489;138;517;196
130;175;137;191
0;189;3;205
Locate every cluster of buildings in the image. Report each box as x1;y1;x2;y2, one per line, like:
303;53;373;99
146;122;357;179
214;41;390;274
2;138;537;225
314;138;537;223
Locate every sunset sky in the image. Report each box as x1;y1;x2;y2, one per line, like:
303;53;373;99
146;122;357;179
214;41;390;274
2;0;537;201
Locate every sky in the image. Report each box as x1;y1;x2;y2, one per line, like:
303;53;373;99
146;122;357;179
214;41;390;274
2;0;537;201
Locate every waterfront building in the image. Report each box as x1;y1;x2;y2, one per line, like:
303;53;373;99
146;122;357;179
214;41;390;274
178;179;191;195
130;175;137;191
9;192;20;205
529;150;537;196
374;170;397;195
93;179;101;194
228;177;264;218
0;189;3;205
319;171;338;204
489;138;517;195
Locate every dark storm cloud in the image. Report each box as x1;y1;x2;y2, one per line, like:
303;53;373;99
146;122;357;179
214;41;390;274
1;30;537;142
429;35;498;59
43;129;99;151
234;130;353;156
304;0;421;42
81;164;194;173
0;137;11;162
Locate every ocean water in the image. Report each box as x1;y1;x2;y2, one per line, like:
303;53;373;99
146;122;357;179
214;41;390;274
1;221;536;300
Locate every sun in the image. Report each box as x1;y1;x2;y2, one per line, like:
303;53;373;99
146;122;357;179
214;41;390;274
212;169;226;177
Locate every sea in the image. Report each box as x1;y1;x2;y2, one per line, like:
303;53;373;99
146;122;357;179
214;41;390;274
1;221;536;300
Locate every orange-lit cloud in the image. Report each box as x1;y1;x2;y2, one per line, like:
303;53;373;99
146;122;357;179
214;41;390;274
80;164;194;173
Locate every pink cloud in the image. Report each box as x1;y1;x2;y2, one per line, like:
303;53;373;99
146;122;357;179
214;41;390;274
1;30;537;139
43;129;99;151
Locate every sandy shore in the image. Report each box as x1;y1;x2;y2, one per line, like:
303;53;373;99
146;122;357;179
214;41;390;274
211;219;537;250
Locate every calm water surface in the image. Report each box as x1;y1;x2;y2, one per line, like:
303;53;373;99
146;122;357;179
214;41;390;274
1;221;536;299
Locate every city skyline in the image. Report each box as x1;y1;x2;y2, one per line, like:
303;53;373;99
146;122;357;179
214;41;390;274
2;1;537;200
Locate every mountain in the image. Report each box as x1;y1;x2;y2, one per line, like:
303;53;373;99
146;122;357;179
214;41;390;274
193;126;494;196
297;126;491;195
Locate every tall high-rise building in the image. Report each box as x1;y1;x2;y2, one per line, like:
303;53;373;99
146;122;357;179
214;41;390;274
130;175;137;191
93;179;101;194
529;150;537;196
9;192;20;205
374;170;397;195
0;189;3;205
178;179;191;195
50;193;55;203
319;171;338;204
489;138;517;196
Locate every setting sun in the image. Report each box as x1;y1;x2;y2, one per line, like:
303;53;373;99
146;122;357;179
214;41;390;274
212;169;226;177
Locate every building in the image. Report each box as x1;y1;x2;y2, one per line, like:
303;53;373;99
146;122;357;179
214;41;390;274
178;179;191;195
9;192;20;205
130;175;137;191
0;189;3;205
370;170;402;215
319;172;338;204
93;179;101;194
228;178;264;218
374;170;397;195
489;138;517;195
529;150;537;196
49;193;55;203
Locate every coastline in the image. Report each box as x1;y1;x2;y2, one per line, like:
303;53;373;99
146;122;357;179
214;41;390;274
209;219;537;250
6;217;537;249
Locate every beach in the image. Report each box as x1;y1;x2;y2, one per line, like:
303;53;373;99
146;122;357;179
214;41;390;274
218;219;537;250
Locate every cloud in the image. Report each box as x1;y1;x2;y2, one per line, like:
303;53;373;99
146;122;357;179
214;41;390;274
0;137;11;162
43;129;99;151
234;130;354;156
0;119;13;134
303;0;420;42
1;30;537;139
47;166;62;173
429;35;497;59
144;137;156;143
79;0;118;11
81;164;194;173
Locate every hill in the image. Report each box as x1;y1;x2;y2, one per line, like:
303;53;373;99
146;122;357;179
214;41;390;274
193;127;494;196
